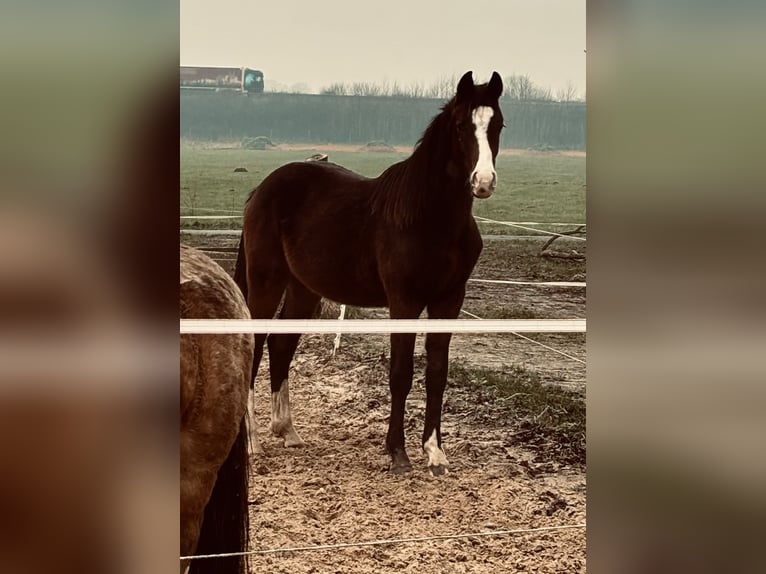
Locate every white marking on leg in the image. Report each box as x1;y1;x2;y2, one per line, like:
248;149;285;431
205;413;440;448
270;379;304;447
424;429;449;470
470;106;497;197
270;379;290;434
246;389;264;455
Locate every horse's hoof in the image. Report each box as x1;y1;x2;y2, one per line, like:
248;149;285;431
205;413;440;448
283;433;305;448
273;423;305;447
247;432;265;455
428;464;449;477
389;461;413;475
388;449;412;474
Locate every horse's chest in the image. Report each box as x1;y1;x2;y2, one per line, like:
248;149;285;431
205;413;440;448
376;226;481;300
407;240;480;296
428;244;477;277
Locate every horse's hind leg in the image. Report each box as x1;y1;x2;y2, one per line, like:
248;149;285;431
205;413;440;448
245;273;288;455
268;278;321;447
386;299;427;474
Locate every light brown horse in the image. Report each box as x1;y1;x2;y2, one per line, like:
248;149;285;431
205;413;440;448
180;244;254;574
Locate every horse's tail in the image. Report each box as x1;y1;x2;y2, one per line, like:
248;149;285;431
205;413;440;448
190;416;250;574
233;232;248;302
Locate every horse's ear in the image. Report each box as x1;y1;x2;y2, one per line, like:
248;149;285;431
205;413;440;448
488;71;503;100
456;71;474;101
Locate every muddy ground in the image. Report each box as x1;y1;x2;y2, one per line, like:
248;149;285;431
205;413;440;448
183;234;586;573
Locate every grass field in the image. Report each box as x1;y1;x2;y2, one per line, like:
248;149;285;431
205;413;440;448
180;143;586;234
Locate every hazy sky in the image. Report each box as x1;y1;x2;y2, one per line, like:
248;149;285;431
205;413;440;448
181;0;585;96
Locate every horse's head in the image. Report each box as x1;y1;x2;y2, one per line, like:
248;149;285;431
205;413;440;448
449;71;504;199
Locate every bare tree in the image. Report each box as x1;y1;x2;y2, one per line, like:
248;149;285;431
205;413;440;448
556;80;579;102
424;74;458;99
504;74;553;101
320;82;349;95
318;73;562;101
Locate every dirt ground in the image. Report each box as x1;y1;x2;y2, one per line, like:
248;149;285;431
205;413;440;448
182;234;586;573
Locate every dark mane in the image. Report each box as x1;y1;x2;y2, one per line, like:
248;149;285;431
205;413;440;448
371;98;456;227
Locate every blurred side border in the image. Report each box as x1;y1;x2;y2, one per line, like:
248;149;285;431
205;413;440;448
0;2;179;573
588;1;766;572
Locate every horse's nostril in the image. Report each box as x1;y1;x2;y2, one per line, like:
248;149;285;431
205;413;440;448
491;173;497;189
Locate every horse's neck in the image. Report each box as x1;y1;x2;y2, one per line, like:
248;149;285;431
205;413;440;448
372;108;475;230
406;149;475;224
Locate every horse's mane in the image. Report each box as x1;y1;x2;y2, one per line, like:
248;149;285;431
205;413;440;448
370;98;456;228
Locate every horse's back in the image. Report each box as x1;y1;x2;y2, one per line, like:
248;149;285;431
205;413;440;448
242;162;389;306
248;161;369;208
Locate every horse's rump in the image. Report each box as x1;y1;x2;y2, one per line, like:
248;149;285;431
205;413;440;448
180;245;252;574
241;162;389;307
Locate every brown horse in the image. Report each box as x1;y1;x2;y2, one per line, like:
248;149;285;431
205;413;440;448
180;245;254;573
234;71;504;476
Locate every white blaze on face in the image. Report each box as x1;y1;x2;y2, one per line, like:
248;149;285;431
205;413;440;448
424;429;449;470
470;106;497;198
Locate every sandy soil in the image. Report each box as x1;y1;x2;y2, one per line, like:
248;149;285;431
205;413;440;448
246;339;586;573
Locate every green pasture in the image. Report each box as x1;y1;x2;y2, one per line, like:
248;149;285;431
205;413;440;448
180;144;586;234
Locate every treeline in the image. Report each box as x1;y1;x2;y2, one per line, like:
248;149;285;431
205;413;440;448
180;91;585;150
318;74;583;102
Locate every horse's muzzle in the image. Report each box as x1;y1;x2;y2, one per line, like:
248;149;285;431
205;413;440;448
472;187;493;199
470;171;496;199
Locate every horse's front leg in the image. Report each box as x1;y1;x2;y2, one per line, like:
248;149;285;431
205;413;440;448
386;331;417;474
423;332;452;476
423;290;465;476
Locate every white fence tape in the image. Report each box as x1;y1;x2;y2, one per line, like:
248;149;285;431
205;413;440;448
468;278;585;288
180;208;242;214
180;215;242;220
179;213;584;226
474;216;587;240
459;310;586;364
180;229;243;236
482;221;585;227
180;318;585;334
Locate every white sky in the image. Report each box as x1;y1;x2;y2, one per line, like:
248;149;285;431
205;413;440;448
181;0;585;96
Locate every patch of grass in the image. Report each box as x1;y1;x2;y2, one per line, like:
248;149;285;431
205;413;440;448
449;362;585;466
